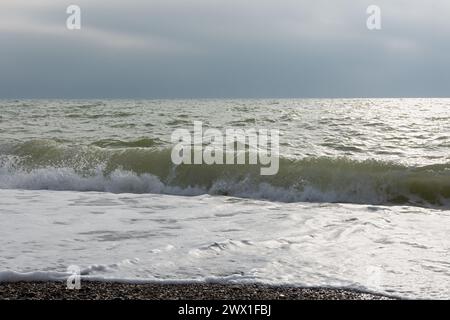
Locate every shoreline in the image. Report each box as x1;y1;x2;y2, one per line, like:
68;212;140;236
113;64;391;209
0;282;395;300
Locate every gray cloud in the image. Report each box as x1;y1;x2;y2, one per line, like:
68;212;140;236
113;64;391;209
1;0;449;98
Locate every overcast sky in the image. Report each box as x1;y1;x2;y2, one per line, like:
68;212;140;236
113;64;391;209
1;0;449;98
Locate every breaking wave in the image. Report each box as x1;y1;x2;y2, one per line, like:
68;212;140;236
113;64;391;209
0;140;449;208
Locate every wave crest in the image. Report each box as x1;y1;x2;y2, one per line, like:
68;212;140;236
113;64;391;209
0;140;449;208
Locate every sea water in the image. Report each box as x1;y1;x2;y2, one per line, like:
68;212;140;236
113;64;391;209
0;99;449;299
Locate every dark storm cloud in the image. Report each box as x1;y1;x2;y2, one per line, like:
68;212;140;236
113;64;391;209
1;0;449;98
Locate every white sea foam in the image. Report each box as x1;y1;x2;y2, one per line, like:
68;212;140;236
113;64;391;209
0;166;204;196
0;189;448;299
0;163;448;208
0;271;70;282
